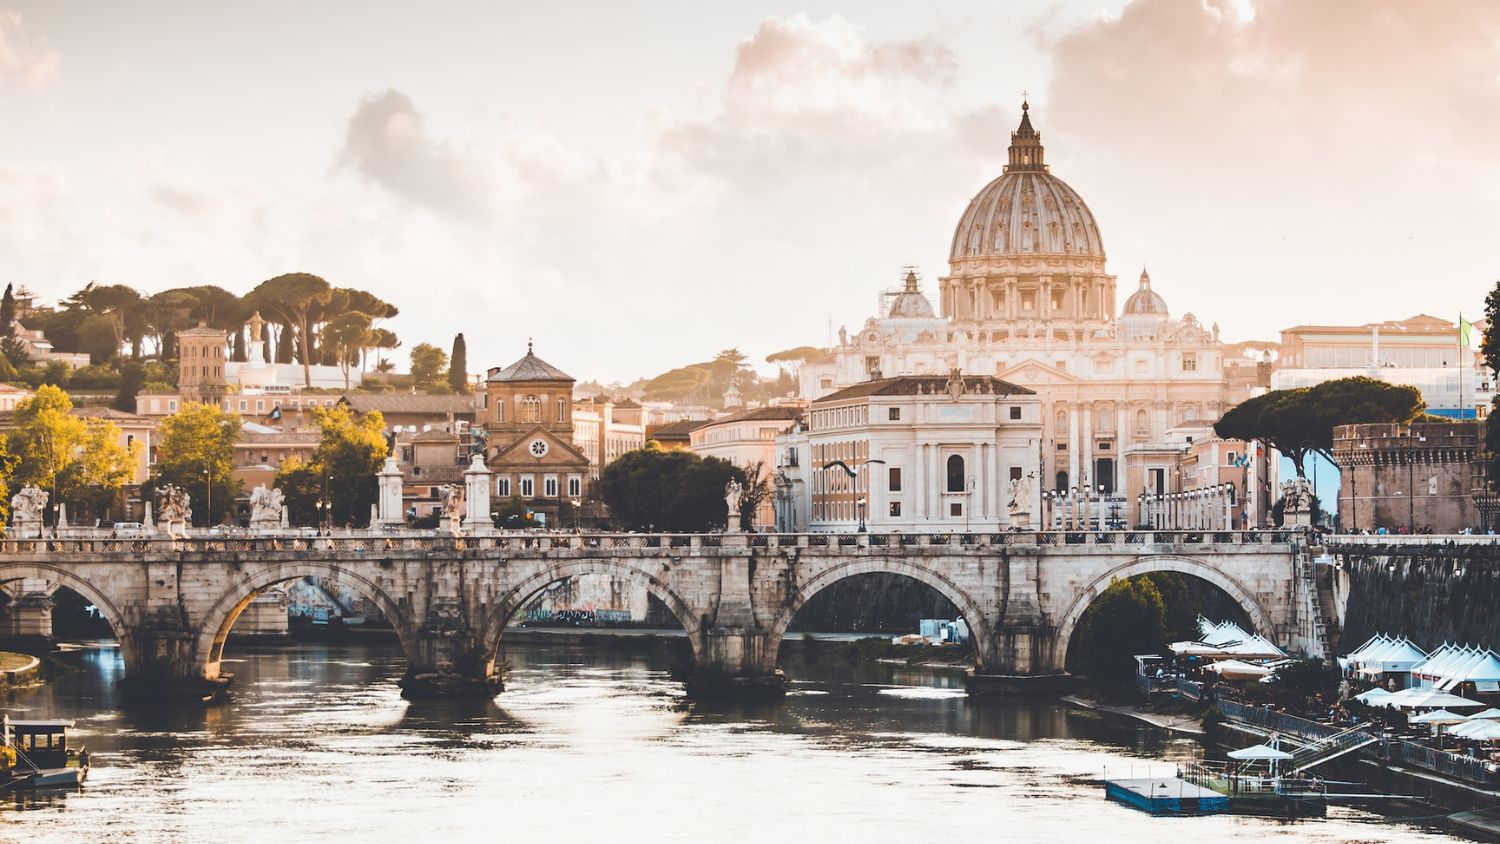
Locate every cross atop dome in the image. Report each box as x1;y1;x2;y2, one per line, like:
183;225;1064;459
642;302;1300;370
1005;99;1047;173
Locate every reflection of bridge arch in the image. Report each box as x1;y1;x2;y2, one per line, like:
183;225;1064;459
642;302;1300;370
765;557;994;671
1049;555;1275;674
194;562;415;680
483;560;703;663
0;562;137;669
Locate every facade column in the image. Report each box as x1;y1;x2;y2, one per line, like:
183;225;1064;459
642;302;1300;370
916;444;927;521
930;445;941;521
1068;407;1080;489
987;443;999;522
1081;406;1093;493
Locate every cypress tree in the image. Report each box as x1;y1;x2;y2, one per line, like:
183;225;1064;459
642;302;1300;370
448;333;468;393
0;284;15;336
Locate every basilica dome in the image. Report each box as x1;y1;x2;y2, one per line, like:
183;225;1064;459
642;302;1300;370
1122;268;1168;315
948;102;1105;263
887;271;936;318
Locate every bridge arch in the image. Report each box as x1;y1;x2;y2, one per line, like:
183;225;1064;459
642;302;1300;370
482;559;704;665
1049;554;1276;674
0;562;137;670
765;557;995;671
194;562;416;681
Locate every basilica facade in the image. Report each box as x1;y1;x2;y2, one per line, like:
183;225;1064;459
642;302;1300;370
798;103;1235;525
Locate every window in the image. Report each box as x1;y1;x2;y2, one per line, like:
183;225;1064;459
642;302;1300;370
497;477;511;497
544;476;558;497
865;356;880;373
946;455;965;492
1055;409;1067;432
521;395;541;424
1009;406;1022;420
1182;353;1198;372
568;476;581;497
820;378;833;390
1135;408;1148;434
520;476;534;497
557;397;566;421
1225;451;1238;466
889;501;902;517
950;502;962;517
1056;471;1069;491
888;407;901;421
1056;443;1068;451
1098;442;1111;451
1022;292;1035;310
889;467;902;492
1010;466;1023;481
168;400;177;411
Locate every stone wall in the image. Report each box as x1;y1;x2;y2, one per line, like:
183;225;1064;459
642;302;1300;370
1332;421;1480;533
1336;545;1500;650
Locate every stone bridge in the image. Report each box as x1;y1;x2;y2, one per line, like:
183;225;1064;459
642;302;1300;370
0;529;1321;701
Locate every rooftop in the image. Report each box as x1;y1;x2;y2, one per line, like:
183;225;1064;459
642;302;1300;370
487;342;573;383
816;375;1035;404
339;394;477;415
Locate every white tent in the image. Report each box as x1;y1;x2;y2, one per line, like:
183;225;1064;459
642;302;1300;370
1208;659;1274;680
1354;687;1394;704
1411;708;1469;725
1228;742;1294;761
1384;688;1486;710
1467;708;1500;720
1455;721;1500;741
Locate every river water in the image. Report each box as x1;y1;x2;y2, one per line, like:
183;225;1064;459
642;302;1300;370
0;639;1470;843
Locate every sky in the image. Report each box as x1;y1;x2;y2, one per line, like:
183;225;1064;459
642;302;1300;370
1;1;1498;384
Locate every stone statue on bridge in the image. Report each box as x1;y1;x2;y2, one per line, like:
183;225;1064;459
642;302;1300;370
158;485;192;538
9;486;47;536
724;479;744;532
1007;472;1034;529
248;484;285;530
438;484;464;532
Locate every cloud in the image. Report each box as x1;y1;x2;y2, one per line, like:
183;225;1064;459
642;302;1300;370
0;10;60;87
336;88;495;219
1036;0;1500;337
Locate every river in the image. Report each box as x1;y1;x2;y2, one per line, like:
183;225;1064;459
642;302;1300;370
0;638;1471;843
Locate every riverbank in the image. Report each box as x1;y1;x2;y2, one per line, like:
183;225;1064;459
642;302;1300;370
0;649;40;692
1060;694;1208;735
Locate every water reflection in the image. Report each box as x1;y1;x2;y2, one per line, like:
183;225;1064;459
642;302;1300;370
0;639;1468;844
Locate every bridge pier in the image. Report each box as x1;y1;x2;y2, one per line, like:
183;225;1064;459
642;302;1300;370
399;628;503;700
125;628;232;703
0;591;54;652
682;628;786;700
964;622;1075;696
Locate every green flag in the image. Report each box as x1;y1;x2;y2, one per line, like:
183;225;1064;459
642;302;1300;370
1460;314;1474;347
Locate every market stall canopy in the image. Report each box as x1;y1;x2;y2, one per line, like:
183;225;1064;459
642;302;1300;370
1354;688;1394;704
1467;708;1500;721
1207;659;1274;680
1453;721;1500;741
1227;742;1294;762
1411;708;1469;725
1383;688;1485;710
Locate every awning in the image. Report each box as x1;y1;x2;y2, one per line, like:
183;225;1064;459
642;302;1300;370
1228;742;1294;762
1354;688;1394;704
1411;708;1469;725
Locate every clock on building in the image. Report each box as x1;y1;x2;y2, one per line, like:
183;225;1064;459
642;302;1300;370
528;438;549;458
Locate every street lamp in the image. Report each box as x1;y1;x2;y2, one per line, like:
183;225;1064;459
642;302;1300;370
857;497;867;533
570;498;581;532
202;466;212;529
822;459;886;532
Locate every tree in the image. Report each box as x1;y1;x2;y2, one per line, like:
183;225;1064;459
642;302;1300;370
322;311;372;390
148;403;242;526
5;386;137;523
1066;574;1168;690
738;460;772;528
115;361;146;411
275;405;389;528
448;333;469;394
1215;377;1423;477
0;283;15;337
598;443;746;531
409;343;450;393
246;273;333;387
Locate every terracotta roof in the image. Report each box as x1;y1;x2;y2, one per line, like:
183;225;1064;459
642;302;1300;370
409;428;459;442
239;431;322;444
486;347;573;382
339;394;477;415
700;406;803;427
71;406;150;423
815;375;1035;404
647;419;708;440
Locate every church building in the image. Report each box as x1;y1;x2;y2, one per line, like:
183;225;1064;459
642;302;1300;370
798;102;1235;526
478;343;591;525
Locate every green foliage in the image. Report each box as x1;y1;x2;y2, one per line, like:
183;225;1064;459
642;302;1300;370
5;385;138;522
114;361;146;411
448;333;469;394
1067;574;1168;690
492;494;531;528
245;273;334;386
275;405;389;527
148;403;242;525
1268;659;1339;700
409;342;450;393
69;364;121;390
322;310;372;389
598;442;746;531
1483;281;1500;377
1216;377;1424;477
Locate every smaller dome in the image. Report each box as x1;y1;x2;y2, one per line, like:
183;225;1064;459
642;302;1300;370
888;271;936;319
1122;268;1168;316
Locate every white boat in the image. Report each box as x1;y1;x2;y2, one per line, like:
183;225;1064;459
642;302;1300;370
4;718;90;789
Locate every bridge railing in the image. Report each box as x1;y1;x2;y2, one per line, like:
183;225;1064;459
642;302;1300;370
0;528;1301;557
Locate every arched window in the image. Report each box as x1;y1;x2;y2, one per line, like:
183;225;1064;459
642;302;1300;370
1056;471;1069;492
1055;409;1067;433
521;395;541;424
946;455;966;492
557;397;566;421
1135;408;1149;435
1096;405;1113;430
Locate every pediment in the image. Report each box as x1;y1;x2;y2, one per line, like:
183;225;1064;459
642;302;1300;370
490;425;590;467
997;359;1083;386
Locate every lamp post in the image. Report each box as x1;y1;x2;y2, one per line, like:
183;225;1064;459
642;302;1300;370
570;498;581;532
822;459;886;532
857;497;867;533
202;466;212;529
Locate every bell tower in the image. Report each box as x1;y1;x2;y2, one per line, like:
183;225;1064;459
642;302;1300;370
179;322;228;405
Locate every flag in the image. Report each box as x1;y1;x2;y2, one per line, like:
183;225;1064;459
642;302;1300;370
1460;314;1474;347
